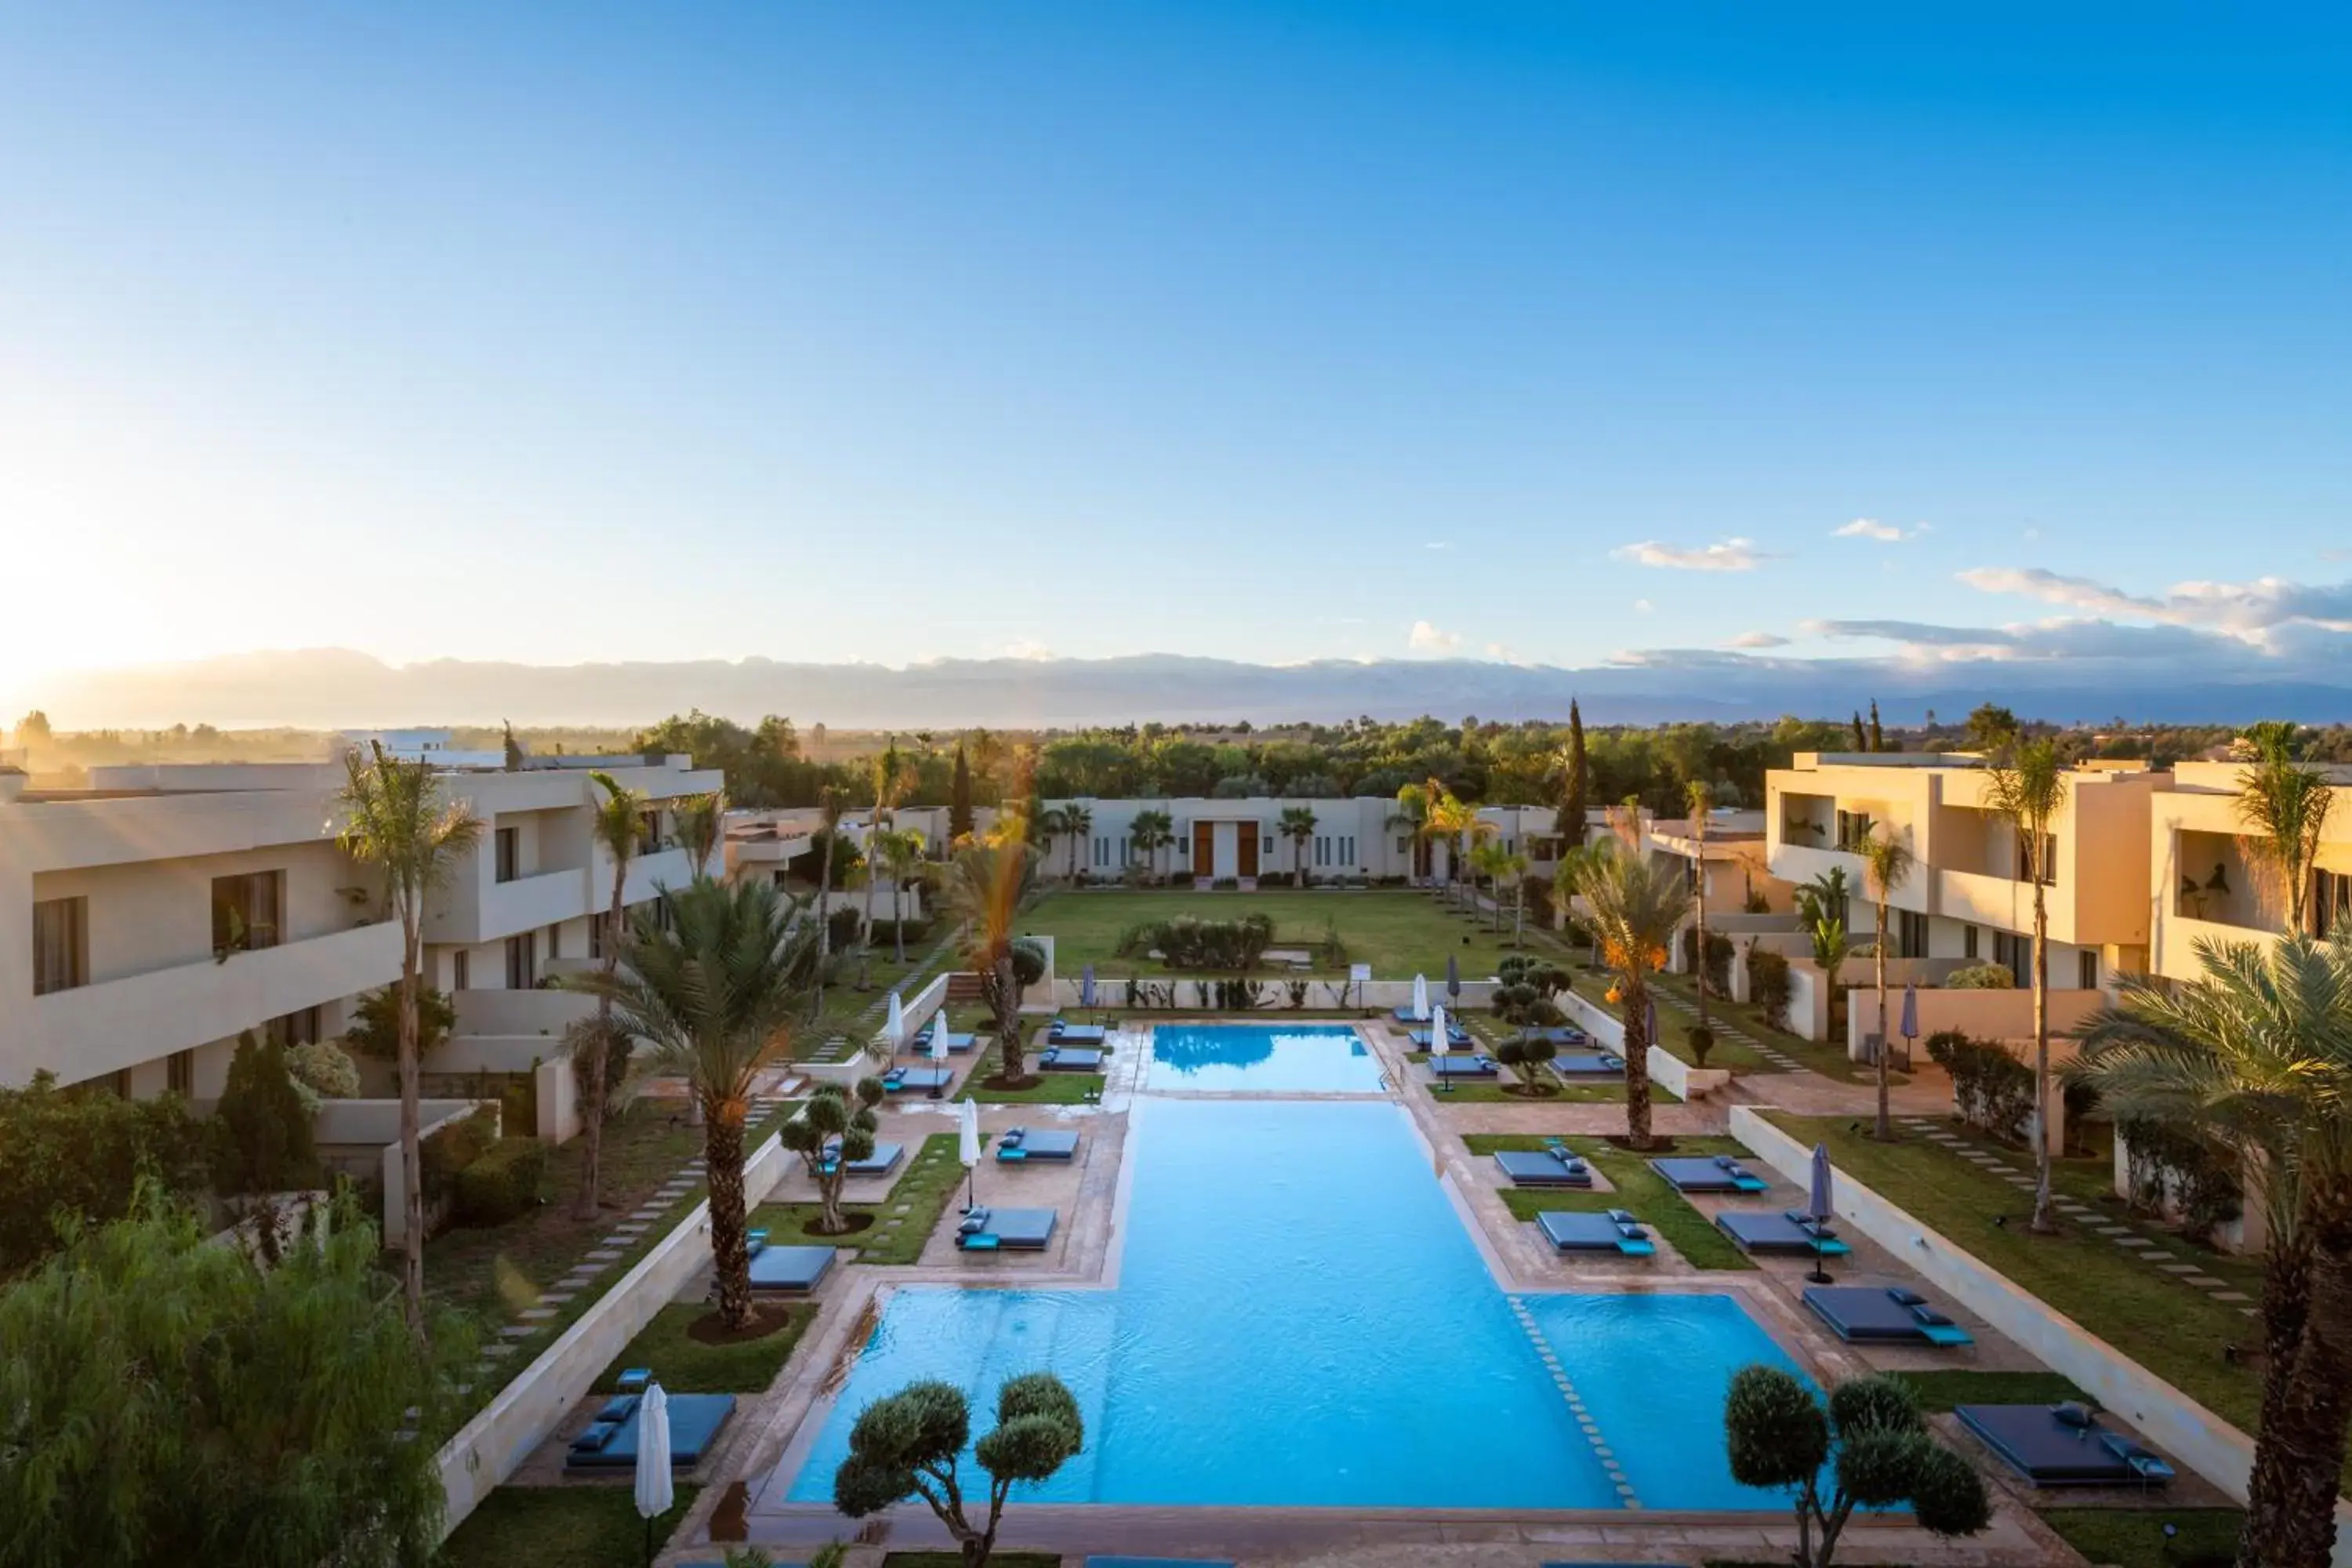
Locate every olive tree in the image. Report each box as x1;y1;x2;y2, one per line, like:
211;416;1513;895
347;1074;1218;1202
833;1374;1084;1566
1725;1366;1990;1566
780;1077;886;1233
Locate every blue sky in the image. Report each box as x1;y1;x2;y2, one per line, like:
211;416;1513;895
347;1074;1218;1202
3;4;2348;699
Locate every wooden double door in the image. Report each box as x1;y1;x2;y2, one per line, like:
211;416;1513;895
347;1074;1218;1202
1193;821;1215;877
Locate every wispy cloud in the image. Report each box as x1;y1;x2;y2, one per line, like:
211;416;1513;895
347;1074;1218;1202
1959;566;2352;641
1612;537;1769;572
1407;619;1461;653
1004;637;1056;660
1833;517;1929;543
1634;598;1654;612
1424;541;1451;552
1726;630;1788;649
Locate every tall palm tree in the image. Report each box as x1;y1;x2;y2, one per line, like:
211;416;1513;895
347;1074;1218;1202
1573;839;1692;1150
1685;780;1713;1034
1389;783;1434;886
1279;805;1318;887
576;877;818;1330
1858;826;1916;1141
336;742;483;1332
865;738;913;934
568;770;644;1221
1129;808;1174;886
671;789;724;878
1063;801;1094;883
1984;738;2068;1232
1036;805;1074;880
2071;931;2352;1568
1467;840;1508;931
2233;729;2336;935
938;842;1040;1083
1552;839;1606;955
812;783;847;1011
874;827;926;964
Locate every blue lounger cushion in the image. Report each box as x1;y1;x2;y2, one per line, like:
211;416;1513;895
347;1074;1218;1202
956;1206;1058;1250
1039;1047;1104;1071
1716;1210;1852;1256
1049;1022;1108;1044
1957;1404;2173;1487
926;1029;978;1054
1495;1149;1593;1187
844;1141;903;1176
1551;1052;1626;1077
1802;1287;1974;1345
1649;1156;1768;1192
1392;1005;1429;1023
746;1244;838;1293
883;1065;954;1092
996;1127;1080;1161
1407;1029;1476;1049
1427;1054;1498;1078
564;1393;737;1472
593;1392;640;1424
1527;1025;1592;1047
1537;1210;1653;1255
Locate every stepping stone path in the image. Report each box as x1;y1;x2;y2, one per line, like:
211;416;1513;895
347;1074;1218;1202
1650;984;1806;1073
1893;1115;2259;1312
801;928;965;1063
1507;1294;1642;1508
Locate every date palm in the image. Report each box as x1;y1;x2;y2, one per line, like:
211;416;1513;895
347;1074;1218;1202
576;877;818;1330
1686;780;1713;1033
1857;827;1915;1141
938;842;1040;1083
1573;838;1692;1149
1129;808;1174;885
2072;930;2352;1568
566;770;644;1221
336;742;483;1333
1279;805;1318;887
874;827;927;963
672;789;724;878
1388;783;1434;885
2233;729;2336;934
1062;801;1094;883
1984;739;2067;1231
813;783;847;1010
866;739;913;935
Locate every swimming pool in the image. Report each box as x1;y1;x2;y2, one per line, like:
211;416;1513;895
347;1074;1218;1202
1144;1023;1387;1093
781;1097;1802;1510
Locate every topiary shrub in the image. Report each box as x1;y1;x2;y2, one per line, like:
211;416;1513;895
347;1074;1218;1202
1010;937;1049;989
453;1137;548;1225
1924;1029;2034;1140
212;1033;319;1196
1701;931;1735;996
1747;944;1792;1029
1494;1034;1559;1094
1685;1023;1715;1067
285;1040;361;1109
1944;962;2016;990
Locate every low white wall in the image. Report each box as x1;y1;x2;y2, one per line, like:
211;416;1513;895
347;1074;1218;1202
2112;1128;2268;1257
1786;960;1830;1040
435;1034;561;1073
869;971;951;1053
1558;989;1730;1098
1844;985;2103;1058
1730;1106;2352;1561
452;988;596;1038
346;1100;495;1247
434;1130;787;1538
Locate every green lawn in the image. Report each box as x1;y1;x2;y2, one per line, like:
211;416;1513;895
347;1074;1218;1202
750;1132;970;1265
1022;887;1522;979
797;937;959;1062
2044;1508;2242;1568
441;1483;700;1568
1406;1051;1673;1105
1465;1133;1754;1270
1888;1368;2090;1412
1767;1114;2307;1487
592;1300;816;1394
962;1070;1105;1105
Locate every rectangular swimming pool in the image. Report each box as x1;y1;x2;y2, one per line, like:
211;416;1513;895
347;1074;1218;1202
779;1098;1803;1510
1144;1023;1387;1093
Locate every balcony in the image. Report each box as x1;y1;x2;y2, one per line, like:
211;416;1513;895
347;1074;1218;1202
10;920;402;1086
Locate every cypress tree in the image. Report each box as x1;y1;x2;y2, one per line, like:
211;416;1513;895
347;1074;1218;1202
1851;711;1868;751
1560;700;1589;851
1868;700;1886;753
949;742;975;844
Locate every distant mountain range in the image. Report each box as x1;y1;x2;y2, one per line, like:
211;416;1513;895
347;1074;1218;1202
16;648;2352;731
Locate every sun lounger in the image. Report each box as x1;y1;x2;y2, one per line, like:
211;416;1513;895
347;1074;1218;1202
880;1065;954;1093
1957;1403;2176;1488
955;1205;1058;1251
565;1392;737;1472
1048;1021;1108;1044
925;1029;978;1054
746;1241;839;1292
1715;1210;1852;1257
1039;1046;1104;1071
1551;1052;1626;1077
1407;1027;1476;1050
1538;1209;1654;1256
1526;1025;1592;1047
996;1127;1080;1163
1494;1148;1594;1187
1803;1286;1974;1346
839;1140;903;1177
1650;1154;1769;1193
1391;1006;1430;1024
1426;1053;1498;1079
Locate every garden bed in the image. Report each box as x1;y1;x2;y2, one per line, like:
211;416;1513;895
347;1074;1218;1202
441;1483;700;1568
750;1133;970;1266
592;1300;813;1395
1465;1133;1753;1269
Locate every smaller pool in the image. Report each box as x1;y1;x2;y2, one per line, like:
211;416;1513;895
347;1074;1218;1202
1145;1024;1386;1093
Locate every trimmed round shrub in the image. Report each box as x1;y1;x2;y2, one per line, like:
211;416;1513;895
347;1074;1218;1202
453;1138;548;1226
1944;962;2016;990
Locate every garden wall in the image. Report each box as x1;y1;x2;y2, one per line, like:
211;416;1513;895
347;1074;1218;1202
1844;986;2103;1059
1730;1105;2352;1560
433;1129;789;1540
1556;989;1732;1100
314;1098;496;1245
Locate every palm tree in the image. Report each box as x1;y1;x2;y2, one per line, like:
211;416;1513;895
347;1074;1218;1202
1984;739;2068;1232
938;843;1040;1083
1036;805;1074;880
1552;839;1606;956
1809;915;1852;1041
2233;728;2336;935
568;770;645;1221
1475;841;1530;942
1279;805;1318;887
1129;808;1174;886
1573;839;1692;1150
1686;780;1713;1034
874;827;926;964
865;738;912;934
1389;783;1434;886
672;789;724;877
336;742;483;1332
1858;826;1916;1141
812;783;847;1011
2071;931;2352;1568
577;877;818;1330
1063;801;1094;883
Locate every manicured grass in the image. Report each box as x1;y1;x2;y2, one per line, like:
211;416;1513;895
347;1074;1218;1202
1767;1113;2311;1489
751;1132;969;1265
1405;1052;1669;1105
1889;1368;2091;1412
592;1299;815;1394
2045;1507;2243;1568
441;1483;700;1568
1465;1133;1755;1270
1023;887;1522;978
797;938;958;1061
961;1072;1105;1105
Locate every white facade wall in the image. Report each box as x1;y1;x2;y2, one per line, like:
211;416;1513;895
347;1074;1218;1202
1036;797;1564;885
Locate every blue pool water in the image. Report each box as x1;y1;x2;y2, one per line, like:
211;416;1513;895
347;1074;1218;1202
1145;1023;1388;1093
783;1098;1802;1509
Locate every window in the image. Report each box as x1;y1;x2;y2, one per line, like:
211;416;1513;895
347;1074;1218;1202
31;896;88;994
167;1049;194;1097
546;922;562;961
1963;924;1980;960
1897;909;1928;959
2016;830;2057;885
1396;835;1410;854
495;826;521;883
1835;809;1875;853
1261;834;1274;856
211;871;283;955
772;869;789;888
505;931;536;989
453;949;471;990
1993;931;2030;988
1341;836;1354;865
638;808;665;851
2314;871;2350;936
266;1007;321;1048
2078;951;2099;989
